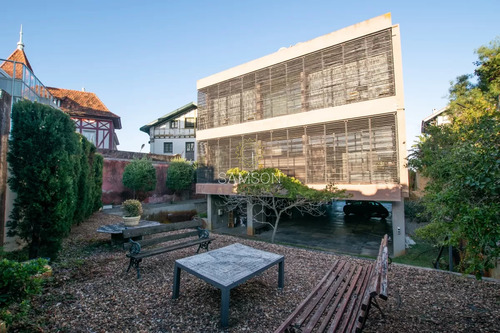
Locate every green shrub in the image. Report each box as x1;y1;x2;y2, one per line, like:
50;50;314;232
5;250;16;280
404;199;431;223
93;153;104;211
122;158;157;198
7;100;103;259
166;158;194;193
122;199;143;217
8;101;78;259
0;258;48;307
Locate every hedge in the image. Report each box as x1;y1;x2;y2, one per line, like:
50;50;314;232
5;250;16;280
7;100;103;259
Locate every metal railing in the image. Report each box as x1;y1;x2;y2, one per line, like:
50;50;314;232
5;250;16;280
0;59;59;108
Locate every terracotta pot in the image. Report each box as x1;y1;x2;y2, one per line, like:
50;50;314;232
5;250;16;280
123;216;140;226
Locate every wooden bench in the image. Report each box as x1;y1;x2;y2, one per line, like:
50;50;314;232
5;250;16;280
275;234;389;333
122;219;214;279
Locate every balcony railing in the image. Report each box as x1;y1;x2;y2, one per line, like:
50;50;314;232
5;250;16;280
0;59;59;109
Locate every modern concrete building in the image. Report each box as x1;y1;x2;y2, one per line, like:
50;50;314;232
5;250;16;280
140;102;197;161
196;13;408;256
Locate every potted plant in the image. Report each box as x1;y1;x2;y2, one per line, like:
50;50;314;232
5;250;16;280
122;199;143;226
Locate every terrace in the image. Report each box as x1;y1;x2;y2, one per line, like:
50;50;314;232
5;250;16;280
0;58;59;109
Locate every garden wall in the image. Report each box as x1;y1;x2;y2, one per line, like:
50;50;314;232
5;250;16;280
99;150;194;205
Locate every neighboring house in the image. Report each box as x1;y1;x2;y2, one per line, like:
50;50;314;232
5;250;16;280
421;107;450;133
0;27;121;150
140;102;197;161
0;27;121;250
196;13;409;256
47;87;121;150
413;106;450;196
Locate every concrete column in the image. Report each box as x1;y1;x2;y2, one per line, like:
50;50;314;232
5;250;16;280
206;194;214;231
392;199;405;257
246;202;254;236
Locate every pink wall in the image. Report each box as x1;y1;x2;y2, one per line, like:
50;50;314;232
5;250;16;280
101;158;176;205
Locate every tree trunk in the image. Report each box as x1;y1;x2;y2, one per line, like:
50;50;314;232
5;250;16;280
271;214;281;243
29;233;40;259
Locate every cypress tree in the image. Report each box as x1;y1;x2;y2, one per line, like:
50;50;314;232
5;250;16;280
7;101;78;259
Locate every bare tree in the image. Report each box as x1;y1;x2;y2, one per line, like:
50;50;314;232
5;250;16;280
219;168;347;243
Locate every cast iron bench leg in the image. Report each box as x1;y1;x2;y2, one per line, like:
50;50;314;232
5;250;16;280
127;257;142;280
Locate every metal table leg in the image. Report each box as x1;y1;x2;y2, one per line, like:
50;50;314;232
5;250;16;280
278;259;285;289
221;288;230;327
172;264;181;299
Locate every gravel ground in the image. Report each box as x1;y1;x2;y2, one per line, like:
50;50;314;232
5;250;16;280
22;212;500;332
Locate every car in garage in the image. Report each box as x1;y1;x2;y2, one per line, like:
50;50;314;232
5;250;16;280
343;200;389;219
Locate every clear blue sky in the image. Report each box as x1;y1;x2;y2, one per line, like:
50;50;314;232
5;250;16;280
1;1;498;153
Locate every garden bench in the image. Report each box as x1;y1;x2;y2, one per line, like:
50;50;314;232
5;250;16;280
274;234;389;333
122;219;214;279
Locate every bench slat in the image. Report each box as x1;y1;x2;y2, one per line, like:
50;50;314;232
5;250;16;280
312;264;357;333
337;265;370;333
346;265;373;333
127;237;215;259
369;242;383;297
325;265;364;333
275;234;389;333
122;219;202;238
123;231;199;250
379;236;389;300
303;262;352;332
273;260;341;333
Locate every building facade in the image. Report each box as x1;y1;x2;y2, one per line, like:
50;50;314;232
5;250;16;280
0;27;121;150
0;27;121;249
141;102;197;161
47;87;121;150
196;13;408;256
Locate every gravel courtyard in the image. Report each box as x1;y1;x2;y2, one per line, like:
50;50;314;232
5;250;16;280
22;212;500;332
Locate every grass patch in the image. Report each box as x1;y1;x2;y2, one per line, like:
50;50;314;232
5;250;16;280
392;238;453;269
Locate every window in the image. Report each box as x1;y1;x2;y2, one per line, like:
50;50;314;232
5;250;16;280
82;129;96;145
185;117;195;128
170;120;178;129
164;142;173;153
186;142;195;152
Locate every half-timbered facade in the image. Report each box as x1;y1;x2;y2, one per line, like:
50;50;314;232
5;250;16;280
47;87;121;150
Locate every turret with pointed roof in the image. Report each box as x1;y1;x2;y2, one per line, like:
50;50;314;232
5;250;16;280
0;26;33;79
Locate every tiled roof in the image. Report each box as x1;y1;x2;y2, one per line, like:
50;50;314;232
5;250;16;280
0;48;34;79
47;87;122;129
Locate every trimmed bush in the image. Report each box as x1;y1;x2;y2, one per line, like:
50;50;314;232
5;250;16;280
122;158;156;199
166;158;194;194
7;101;103;259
